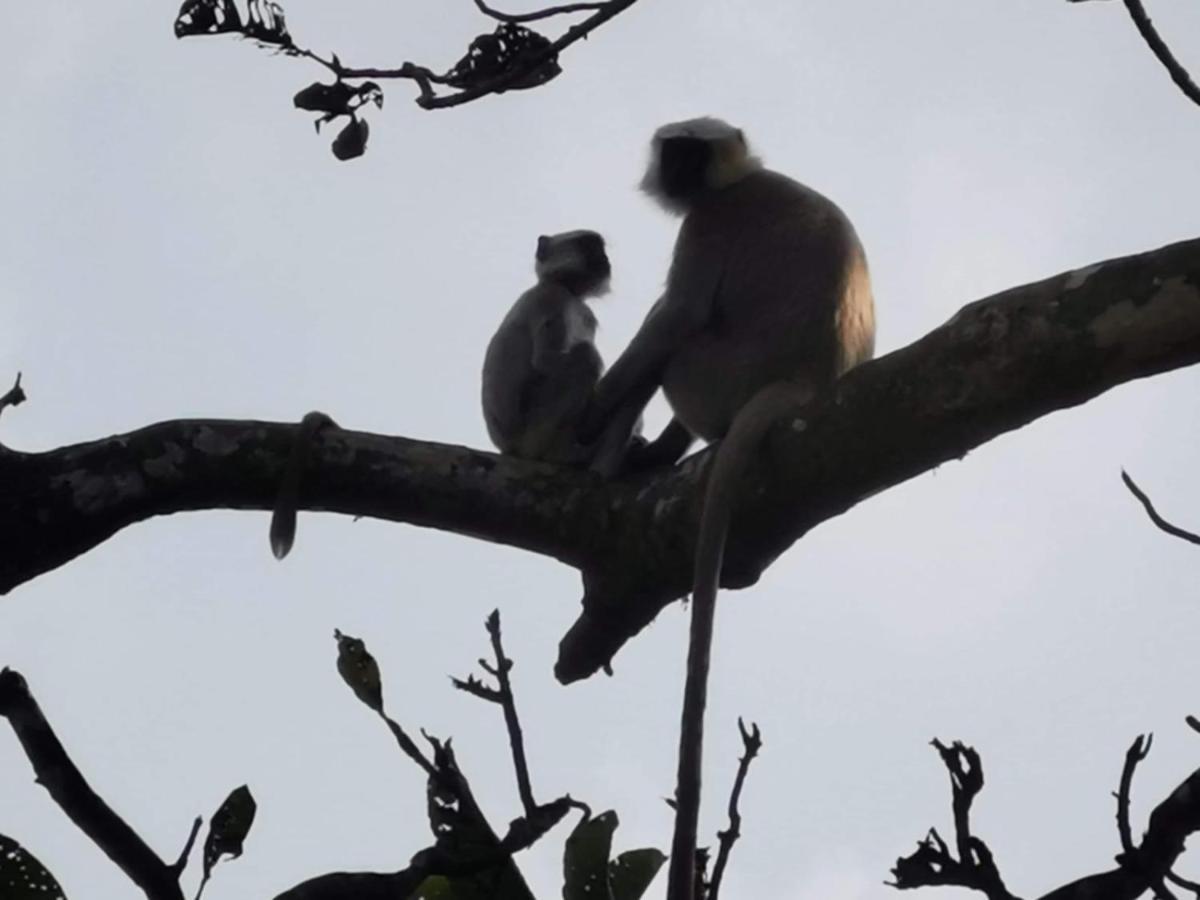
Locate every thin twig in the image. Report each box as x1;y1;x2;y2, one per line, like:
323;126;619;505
1116;734;1152;857
706;718;762;900
0;668;184;900
382;714;438;778
170;816;203;876
1121;470;1200;546
474;0;606;23
485;609;537;816
0;372;25;421
1120;0;1200;109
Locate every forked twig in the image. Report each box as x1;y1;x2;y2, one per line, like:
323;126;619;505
706;718;762;900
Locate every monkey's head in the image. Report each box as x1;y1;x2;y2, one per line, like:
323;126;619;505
640;117;760;215
535;229;611;298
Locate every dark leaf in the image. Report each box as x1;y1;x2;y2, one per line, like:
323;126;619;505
443;23;561;91
563;811;618;900
244;0;290;45
407;875;455;899
335;628;383;706
201;785;257;884
295;81;385;118
174;0;243;38
294;81;359;114
420;738;534;900
609;849;666;900
174;0;290;47
331;118;370;161
0;834;67;900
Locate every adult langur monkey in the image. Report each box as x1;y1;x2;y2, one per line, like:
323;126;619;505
584;118;875;900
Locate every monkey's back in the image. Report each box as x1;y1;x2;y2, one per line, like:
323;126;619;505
662;169;875;440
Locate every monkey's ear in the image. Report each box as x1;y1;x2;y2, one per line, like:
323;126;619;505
736;128;746;147
536;235;550;259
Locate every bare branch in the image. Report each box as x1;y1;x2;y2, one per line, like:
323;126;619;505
485;610;538;816
171;816;203;876
474;0;607;23
1120;0;1200;109
0;372;25;421
381;715;438;778
706;718;762;900
1116;733;1153;857
0;668;185;900
890;740;1016;900
1121;471;1200;546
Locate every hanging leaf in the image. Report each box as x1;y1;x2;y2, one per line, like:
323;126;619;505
295;81;384;116
609;848;666;900
0;834;67;900
198;784;257;897
331;118;370;162
294;81;360;114
562;811;618;900
443;23;561;91
334;629;383;707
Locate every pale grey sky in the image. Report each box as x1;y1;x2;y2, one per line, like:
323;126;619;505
2;2;1200;898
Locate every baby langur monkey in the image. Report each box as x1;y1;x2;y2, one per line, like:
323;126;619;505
583;118;876;900
481;229;642;473
268;231;633;561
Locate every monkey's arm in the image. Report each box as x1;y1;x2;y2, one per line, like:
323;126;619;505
585;229;724;437
621;418;694;473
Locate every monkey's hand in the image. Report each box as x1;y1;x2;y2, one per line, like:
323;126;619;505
618;419;694;474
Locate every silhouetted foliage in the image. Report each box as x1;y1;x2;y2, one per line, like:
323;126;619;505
173;0;640;159
443;23;561;91
0;834;67;900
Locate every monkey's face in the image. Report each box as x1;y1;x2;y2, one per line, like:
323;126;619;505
657;136;712;203
641;118;759;215
535;230;611;296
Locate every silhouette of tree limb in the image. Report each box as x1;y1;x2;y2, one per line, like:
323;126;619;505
894;729;1200;900
890;740;1016;899
1119;0;1200;109
1121;471;1200;546
0;238;1198;682
0;372;24;424
473;0;609;24
0;668;187;900
706;718;761;900
181;0;641;113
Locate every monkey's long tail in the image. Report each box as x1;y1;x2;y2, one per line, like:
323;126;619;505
269;411;336;561
665;383;806;900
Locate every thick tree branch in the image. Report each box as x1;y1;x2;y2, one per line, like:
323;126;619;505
0;238;1198;682
0;669;185;900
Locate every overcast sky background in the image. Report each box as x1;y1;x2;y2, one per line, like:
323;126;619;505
2;1;1200;898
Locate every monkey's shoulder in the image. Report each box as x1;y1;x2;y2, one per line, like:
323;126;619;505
514;283;595;334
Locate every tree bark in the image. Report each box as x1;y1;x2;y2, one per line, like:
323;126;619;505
1;237;1197;682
